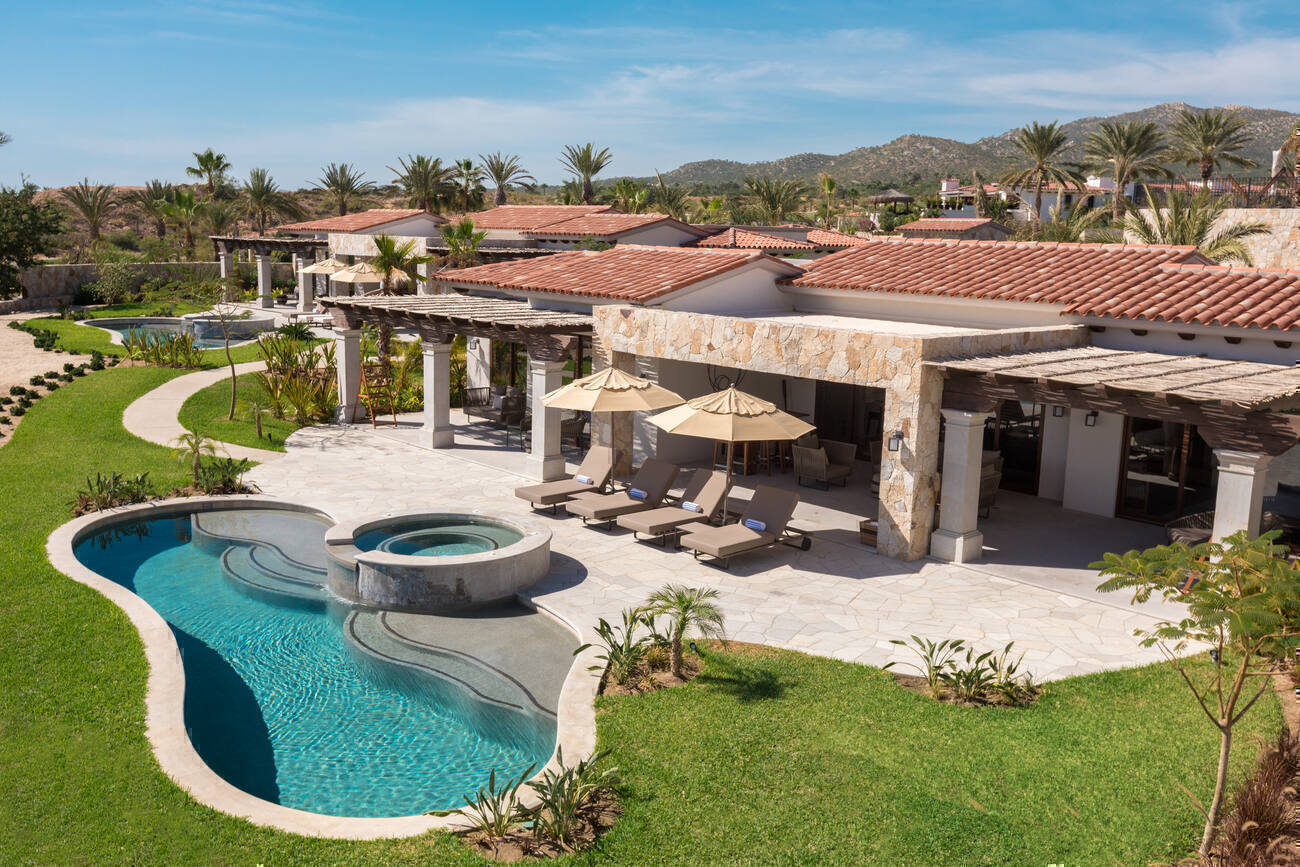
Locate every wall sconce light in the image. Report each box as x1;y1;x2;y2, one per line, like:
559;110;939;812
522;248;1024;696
887;430;905;452
1084;411;1099;427
466;337;479;350
1052;405;1065;417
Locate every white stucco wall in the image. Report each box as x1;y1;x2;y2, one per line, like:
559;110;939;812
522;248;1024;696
1037;406;1071;501
329;233;432;258
1061;409;1124;517
659;264;799;316
615;224;700;247
1088;319;1299;365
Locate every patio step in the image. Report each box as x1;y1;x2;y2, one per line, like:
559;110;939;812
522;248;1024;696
219;543;328;606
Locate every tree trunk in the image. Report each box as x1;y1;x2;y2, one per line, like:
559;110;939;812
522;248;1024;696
192;450;201;484
1032;176;1044;228
583;178;593;204
671;633;683;678
1112;174;1125;223
338;199;347;216
1199;724;1232;858
1200;159;1212;182
495;186;507;206
155;219;166;239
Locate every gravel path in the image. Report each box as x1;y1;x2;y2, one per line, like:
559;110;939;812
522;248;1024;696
0;313;63;396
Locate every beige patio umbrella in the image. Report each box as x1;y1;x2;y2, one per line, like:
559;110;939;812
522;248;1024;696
299;257;349;275
647;386;815;519
541;366;684;456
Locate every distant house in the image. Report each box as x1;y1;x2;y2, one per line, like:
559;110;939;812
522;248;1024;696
897;217;1012;241
277;208;449;239
691;224;871;258
469;205;708;248
936;176;1129;222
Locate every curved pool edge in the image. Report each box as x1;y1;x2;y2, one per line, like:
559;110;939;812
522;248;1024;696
45;494;601;840
79;317;261;348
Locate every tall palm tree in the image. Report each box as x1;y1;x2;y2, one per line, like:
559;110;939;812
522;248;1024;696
314;162;374;216
559;143;613;204
745;175;806;224
1124;186;1268;264
478;152;535;206
186;148;231;197
440;218;487;268
1000;121;1085;227
161;188;203;254
818;173;837;228
369;233;435;294
1084;120;1171;222
126;180;175;238
388;154;454;213
242;168;303;234
646;584;726;678
199;199;241;259
652;171;688;220
60;179;118;242
452;158;486;212
1167;108;1259;182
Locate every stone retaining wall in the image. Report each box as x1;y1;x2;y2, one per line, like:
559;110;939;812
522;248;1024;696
2;261;297;313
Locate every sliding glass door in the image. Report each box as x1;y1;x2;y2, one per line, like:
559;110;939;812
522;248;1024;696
1116;417;1217;523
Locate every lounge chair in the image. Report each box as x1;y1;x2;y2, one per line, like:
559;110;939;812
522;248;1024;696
615;469;729;546
564;458;680;529
513;446;618;512
678;485;810;569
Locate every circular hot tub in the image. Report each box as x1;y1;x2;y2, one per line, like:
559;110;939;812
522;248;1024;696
325;512;550;612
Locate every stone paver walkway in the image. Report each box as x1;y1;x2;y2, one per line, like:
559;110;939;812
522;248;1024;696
249;424;1180;681
123;361;280;461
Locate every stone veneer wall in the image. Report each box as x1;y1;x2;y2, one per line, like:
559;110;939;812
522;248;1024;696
2;261;294;314
1131;208;1300;270
592;305;1086;560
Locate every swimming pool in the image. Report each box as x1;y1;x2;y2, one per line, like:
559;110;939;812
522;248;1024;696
72;507;557;818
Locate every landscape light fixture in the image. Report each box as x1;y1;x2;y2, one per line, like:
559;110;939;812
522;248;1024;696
1052;406;1065;417
1084;411;1099;427
887;430;905;452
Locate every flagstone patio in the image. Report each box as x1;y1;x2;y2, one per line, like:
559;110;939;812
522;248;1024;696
248;420;1181;681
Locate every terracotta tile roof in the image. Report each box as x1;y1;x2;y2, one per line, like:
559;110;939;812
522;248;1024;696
691;227;815;250
524;212;707;239
278;209;442;233
436;244;803;303
898;218;1011;234
466;204;615;231
805;228;873;247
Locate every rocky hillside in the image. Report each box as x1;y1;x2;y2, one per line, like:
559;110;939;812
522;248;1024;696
656;103;1299;190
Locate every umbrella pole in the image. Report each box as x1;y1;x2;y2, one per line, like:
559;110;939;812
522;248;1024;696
724;440;735;523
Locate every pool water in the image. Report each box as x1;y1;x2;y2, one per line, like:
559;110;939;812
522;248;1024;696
110;321;228;350
73;509;552;817
355;517;524;558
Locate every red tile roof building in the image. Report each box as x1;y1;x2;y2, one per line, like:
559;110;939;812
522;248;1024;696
466;205;616;231
805;228;873;248
278;209;444;233
522;212;707;240
692;227;815;250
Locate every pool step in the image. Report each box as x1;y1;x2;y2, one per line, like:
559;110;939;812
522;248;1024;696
344;610;551;717
220;543;327;605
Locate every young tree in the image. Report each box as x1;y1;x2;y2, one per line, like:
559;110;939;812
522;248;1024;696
388;154;453;213
187;148;231;197
439;218;486;268
559;143;613;204
1000;121;1085;228
1125;185;1268;263
243;168;303;234
368;234;435;360
0;183;65;298
645;584;727;678
1094;531;1300;859
171;430;217;484
1167;108;1259;182
818;173;837;228
478;152;535;206
314;162;374;216
1083;120;1171;221
59;179;118;242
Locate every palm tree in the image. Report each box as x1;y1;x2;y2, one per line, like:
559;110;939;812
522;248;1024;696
745;175;806;224
1000;121;1085;228
243;168;303;234
558;180;583;205
60;179;118;242
199;199;241;258
1167;108;1259;182
369;233;435;294
652;171;689;220
388;154;454;213
646;584;726;678
1084;120;1171;222
1032;199;1118;243
478;152;535;206
161;188;203;254
559;143;613;204
0;131;10;147
818;173;837;228
314;162;374;216
171;430;216;485
1124;186;1269;263
126;180;175;238
440;218;487;268
452;158;486;212
611;178;647;213
186;148;231;197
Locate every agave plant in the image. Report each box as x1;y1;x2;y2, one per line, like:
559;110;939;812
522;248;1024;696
577;608;649;686
526;747;619;849
451;764;534;838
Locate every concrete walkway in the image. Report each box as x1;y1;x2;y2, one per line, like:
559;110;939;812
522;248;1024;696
123;361;282;462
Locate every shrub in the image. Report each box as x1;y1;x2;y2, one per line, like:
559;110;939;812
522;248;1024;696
43;370;57;379
7;386;22;396
526;747;620;849
577;609;650;687
44;381;59;391
940;646;997;703
89;351;105;370
10;406;24;417
71;471;154;514
0;397;10;406
196;457;256;495
884;635;966;699
0;415;10;425
62;362;75;373
104;230;140;251
450;764;534;837
28;375;45;387
84;261;140;305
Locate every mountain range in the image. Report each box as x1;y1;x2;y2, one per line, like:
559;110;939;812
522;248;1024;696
652;103;1300;192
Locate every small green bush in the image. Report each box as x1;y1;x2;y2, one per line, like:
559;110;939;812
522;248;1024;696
8;385;24;396
10;406;25;416
28;376;44;387
84;261;140;305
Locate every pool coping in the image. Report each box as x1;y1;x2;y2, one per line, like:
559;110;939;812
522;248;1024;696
46;494;603;840
80;317;261;348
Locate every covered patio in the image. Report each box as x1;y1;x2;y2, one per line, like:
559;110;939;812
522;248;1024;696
211;235;327;313
322;295;593;481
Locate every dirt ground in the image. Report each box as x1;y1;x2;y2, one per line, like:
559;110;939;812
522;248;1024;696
0;313;63;396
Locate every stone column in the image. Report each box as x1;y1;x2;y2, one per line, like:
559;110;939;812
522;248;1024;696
466;337;492;391
526;354;567;481
876;366;943;561
420;339;455;448
416;261;435;296
930;408;991;563
218;249;236;280
1211;450;1272;540
297;257;313;313
333;328;362;424
255;254;274;309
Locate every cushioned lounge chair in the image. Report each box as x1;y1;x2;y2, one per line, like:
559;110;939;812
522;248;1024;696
513;446;617;512
678;485;809;569
792;439;856;490
564;459;680;529
615;469;729;546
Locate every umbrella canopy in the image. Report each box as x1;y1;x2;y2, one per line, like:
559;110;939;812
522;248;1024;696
868;188;914;204
542;367;683;413
299;257;349;275
647;386;814;442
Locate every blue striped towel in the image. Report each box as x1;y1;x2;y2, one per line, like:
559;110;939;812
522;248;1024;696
628;487;648;500
575;474;594;485
743;518;766;531
681;501;703;513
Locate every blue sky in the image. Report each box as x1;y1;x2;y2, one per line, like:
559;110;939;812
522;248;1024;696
2;1;1297;189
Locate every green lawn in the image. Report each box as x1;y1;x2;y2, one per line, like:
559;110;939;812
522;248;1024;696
0;367;1280;864
18;304;266;366
177;371;301;452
